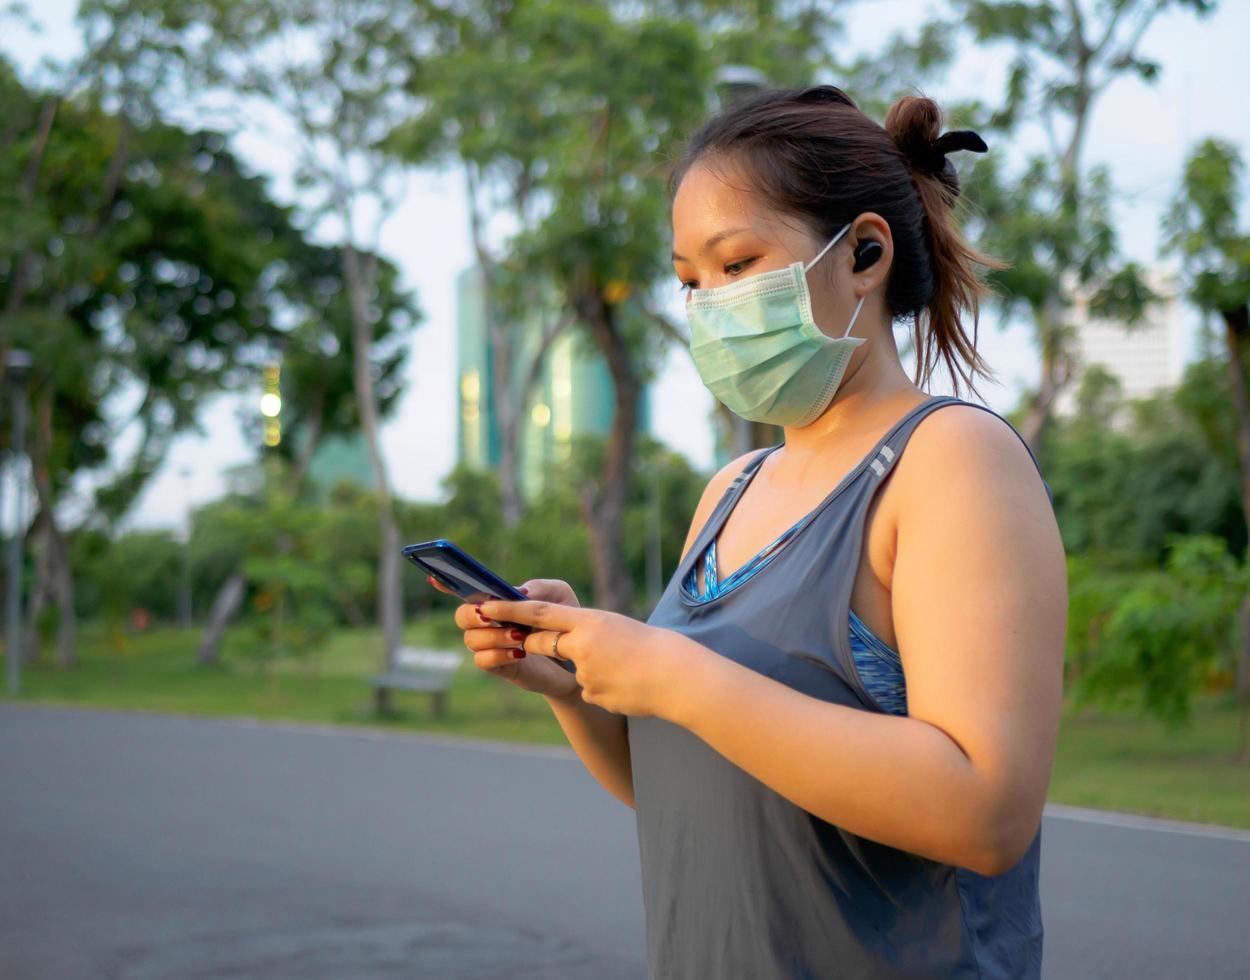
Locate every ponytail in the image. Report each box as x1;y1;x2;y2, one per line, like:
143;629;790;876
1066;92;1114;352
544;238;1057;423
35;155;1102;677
884;95;1001;396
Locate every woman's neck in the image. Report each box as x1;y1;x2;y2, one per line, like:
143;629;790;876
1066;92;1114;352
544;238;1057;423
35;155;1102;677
780;316;926;458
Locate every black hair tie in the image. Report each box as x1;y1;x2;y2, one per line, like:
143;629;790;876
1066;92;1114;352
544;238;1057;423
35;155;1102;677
933;129;988;157
914;129;988;178
908;129;988;198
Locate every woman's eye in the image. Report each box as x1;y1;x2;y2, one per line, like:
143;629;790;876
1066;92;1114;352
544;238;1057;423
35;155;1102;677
725;258;756;276
678;280;697;293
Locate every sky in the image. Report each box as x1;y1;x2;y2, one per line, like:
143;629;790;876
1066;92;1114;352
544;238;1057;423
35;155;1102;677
3;0;1248;532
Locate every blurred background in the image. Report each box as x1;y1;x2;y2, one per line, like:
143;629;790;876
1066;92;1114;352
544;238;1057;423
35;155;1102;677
1;0;1248;829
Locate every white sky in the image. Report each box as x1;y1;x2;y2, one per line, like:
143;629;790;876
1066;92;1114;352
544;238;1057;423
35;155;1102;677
3;0;1247;531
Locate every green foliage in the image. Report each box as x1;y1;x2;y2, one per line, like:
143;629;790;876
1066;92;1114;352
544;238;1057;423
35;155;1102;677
1044;357;1245;561
424;432;708;608
0;59;306;519
1164;138;1250;316
950;0;1213;436
72;527;185;626
1076;536;1247;727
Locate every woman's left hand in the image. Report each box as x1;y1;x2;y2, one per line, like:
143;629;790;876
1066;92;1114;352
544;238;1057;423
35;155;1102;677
476;598;699;718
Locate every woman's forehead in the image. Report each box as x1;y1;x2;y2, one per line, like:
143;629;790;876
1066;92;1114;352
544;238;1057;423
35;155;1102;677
671;161;807;258
672;163;774;248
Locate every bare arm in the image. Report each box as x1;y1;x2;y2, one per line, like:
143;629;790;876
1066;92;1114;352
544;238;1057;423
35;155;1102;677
540;450;758;808
543;690;634;807
661;408;1067;874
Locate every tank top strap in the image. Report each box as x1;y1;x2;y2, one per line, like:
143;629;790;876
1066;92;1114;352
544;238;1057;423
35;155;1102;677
865;395;1053;506
681;444;778;572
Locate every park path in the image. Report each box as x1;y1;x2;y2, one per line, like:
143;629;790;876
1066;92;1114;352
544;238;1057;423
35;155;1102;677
1;703;1246;979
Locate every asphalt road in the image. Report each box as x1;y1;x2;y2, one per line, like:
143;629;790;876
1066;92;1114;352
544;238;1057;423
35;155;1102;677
1;703;1246;979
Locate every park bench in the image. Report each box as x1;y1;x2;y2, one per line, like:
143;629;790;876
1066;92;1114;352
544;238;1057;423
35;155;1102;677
370;646;463;718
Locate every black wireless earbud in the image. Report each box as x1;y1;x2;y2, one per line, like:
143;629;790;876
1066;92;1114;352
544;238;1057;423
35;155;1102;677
852;240;884;272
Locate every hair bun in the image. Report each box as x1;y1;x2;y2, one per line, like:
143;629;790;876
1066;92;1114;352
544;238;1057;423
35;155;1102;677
885;95;987;197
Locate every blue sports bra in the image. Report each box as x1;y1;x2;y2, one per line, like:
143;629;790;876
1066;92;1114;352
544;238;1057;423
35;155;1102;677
682;518;908;716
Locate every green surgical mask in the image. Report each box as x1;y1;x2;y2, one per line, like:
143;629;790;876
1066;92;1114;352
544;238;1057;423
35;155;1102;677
685;223;867;427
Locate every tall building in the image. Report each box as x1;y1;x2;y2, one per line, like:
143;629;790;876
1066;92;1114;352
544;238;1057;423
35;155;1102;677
456;266;650;499
306;433;375;497
1054;267;1185;419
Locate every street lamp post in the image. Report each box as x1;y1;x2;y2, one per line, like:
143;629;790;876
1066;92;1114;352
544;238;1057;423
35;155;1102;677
5;348;33;696
178;465;194;628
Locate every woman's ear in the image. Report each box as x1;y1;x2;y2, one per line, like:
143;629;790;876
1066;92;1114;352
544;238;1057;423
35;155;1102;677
849;212;893;296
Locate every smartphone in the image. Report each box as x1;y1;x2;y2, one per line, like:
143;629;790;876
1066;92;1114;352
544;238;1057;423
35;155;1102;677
402;538;576;673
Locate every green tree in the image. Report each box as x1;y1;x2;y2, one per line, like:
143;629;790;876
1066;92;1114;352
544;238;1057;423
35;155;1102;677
1045;362;1244;562
954;0;1215;451
1078;536;1248;756
195;241;416;666
1165;137;1250;758
0;57;296;666
390;0;851;612
158;0;432;671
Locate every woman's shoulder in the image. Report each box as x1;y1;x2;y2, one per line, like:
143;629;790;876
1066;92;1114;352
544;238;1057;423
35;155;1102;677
894;400;1052;518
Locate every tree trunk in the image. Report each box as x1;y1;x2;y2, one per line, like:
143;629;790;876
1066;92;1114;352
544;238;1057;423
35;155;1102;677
1018;373;1060;453
576;290;639;615
1237;593;1249;764
1220;306;1250;541
465;165;526;528
341;243;404;669
27;387;75;667
196;569;246;667
21;514;49;665
488;297;523;528
1220;304;1250;763
1019;302;1071;453
48;512;75;668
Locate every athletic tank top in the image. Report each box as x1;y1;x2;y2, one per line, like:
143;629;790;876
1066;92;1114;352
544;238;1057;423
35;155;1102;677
626;394;1051;979
682;502;909;716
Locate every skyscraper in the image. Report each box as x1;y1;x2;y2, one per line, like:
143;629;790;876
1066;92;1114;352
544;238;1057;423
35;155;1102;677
1054;267;1185;419
456;266;650;499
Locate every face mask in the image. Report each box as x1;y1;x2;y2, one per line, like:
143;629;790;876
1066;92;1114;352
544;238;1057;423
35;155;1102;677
685;223;867;427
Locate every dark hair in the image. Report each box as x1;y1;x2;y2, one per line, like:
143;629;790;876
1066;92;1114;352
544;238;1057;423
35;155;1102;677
670;85;1000;395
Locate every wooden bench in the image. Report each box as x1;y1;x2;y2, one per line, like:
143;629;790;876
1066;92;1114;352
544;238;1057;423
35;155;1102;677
370;647;463;718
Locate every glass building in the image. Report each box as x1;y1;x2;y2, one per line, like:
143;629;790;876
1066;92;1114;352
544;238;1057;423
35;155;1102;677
456;265;650;500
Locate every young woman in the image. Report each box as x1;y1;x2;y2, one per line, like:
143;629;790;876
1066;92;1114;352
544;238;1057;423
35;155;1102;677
436;86;1066;978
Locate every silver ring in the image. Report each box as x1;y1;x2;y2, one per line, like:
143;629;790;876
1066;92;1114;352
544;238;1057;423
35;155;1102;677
551;631;562;659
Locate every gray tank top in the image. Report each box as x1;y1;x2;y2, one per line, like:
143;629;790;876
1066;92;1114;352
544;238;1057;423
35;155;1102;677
627;395;1049;979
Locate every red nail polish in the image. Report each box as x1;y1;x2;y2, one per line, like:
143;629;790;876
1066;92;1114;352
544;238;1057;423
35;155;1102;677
512;650;526;659
510;628;524;640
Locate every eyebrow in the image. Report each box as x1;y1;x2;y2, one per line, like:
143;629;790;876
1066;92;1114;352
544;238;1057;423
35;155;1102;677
671;226;751;263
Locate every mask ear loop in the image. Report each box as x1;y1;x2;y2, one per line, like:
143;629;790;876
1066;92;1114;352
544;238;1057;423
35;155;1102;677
842;295;867;339
804;222;865;341
803;222;852;273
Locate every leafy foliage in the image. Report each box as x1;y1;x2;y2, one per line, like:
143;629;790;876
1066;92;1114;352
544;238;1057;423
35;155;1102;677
1077;536;1246;726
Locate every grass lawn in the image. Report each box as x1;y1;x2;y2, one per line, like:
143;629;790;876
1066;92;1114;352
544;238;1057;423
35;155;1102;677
5;621;1248;829
1049;699;1249;828
4;620;569;745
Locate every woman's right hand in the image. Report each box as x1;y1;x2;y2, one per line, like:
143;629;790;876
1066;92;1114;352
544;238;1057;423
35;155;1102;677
431;575;583;701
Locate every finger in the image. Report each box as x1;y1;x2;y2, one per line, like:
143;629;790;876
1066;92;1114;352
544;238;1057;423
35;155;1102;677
464;625;529;651
480;598;579;632
426;573;456;595
522;629;569;660
473;647;527;670
454;602;499;631
517;579;578;606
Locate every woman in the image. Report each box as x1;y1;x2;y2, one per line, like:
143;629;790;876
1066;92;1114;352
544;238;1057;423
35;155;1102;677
435;86;1066;978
